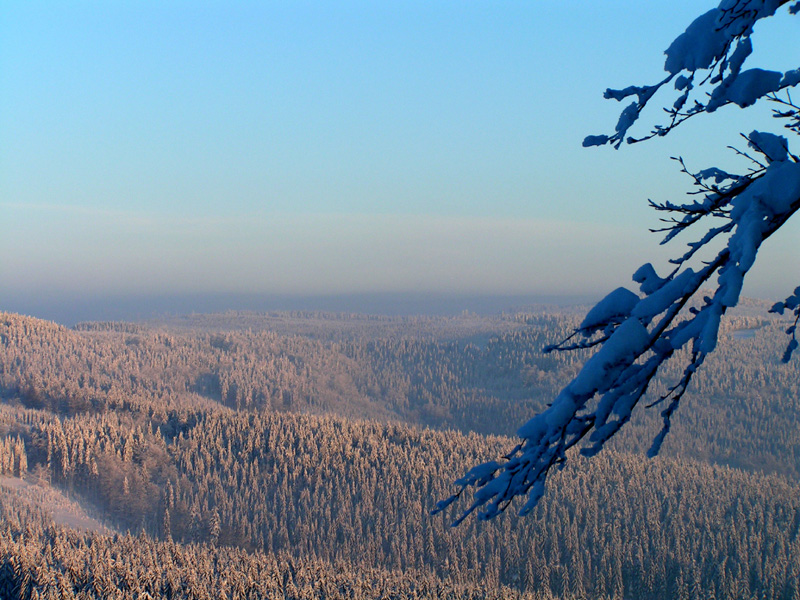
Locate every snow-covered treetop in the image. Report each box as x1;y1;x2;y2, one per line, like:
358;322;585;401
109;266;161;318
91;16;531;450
437;0;800;525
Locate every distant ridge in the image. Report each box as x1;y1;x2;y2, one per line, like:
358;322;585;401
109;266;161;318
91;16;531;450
3;291;597;326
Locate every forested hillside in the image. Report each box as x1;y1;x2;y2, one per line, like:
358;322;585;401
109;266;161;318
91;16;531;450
1;308;799;599
2;307;798;477
0;489;545;600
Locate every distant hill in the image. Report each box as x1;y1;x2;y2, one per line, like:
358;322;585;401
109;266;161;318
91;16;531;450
2;306;798;477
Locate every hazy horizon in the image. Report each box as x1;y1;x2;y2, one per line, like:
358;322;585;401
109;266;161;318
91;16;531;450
3;2;798;322
2;290;603;327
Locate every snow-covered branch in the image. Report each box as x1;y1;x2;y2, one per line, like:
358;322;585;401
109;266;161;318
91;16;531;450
437;0;800;525
584;0;799;148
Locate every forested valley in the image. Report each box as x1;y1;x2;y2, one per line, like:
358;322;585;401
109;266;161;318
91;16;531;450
1;304;799;599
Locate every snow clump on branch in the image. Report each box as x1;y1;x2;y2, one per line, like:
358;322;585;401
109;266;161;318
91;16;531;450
437;0;800;525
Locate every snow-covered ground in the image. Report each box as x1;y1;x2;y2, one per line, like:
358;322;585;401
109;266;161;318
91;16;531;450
0;475;113;535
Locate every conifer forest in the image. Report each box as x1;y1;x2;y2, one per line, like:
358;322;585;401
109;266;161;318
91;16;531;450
1;303;799;599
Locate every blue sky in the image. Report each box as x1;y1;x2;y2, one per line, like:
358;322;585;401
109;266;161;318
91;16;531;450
1;1;797;318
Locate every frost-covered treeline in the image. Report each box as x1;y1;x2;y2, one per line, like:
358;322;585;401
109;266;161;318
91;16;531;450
1;309;800;598
2;310;799;478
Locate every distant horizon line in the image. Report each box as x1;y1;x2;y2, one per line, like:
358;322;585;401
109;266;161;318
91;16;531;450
3;289;783;328
4;290;605;327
